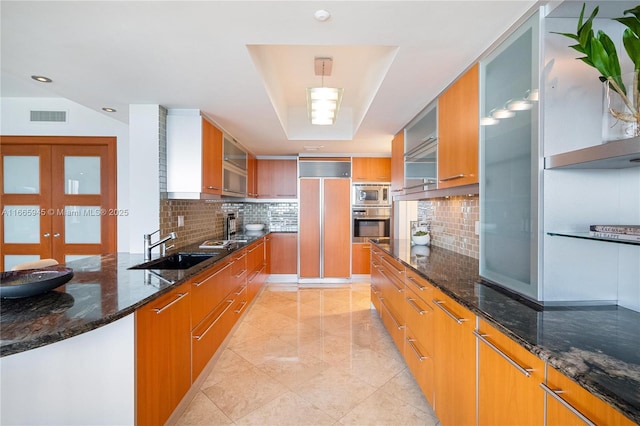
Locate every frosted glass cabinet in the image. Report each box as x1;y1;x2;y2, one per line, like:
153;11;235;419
0;137;117;271
479;12;542;300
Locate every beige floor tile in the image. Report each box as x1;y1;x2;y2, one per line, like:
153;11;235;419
333;346;407;388
235;391;336;426
337;388;438;426
380;369;435;415
255;355;330;389
199;349;255;389
290;366;378;419
175;391;233;426
202;366;288;421
228;332;299;366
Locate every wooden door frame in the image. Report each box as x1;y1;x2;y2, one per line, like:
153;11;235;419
1;135;117;267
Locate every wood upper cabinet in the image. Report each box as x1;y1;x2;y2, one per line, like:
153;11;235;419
202;118;223;195
477;318;544;426
351;157;391;182
391;131;405;195
269;232;297;274
432;288;476;426
257;159;297;198
247;153;257;198
136;282;191;426
545;365;635;426
437;63;479;189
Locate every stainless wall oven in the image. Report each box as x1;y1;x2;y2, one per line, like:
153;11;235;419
353;207;391;238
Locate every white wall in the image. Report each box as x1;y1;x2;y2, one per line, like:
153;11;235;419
0;97;131;252
0;315;135;425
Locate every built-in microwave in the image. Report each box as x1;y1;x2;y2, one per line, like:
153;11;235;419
352;183;390;206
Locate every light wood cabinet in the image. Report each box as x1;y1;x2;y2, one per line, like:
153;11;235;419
477;318;544;426
351;157;391;182
376;251;406;354
269;232;297;274
544;365;635;426
437;63;479;189
246;238;266;301
136;282;191;426
352;242;371;274
432;288;476;426
190;259;233;329
202;118;223;195
299;178;351;279
247;153;257;198
257;159;297;198
391;131;405;195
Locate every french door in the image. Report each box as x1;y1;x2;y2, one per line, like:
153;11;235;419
1;136;117;271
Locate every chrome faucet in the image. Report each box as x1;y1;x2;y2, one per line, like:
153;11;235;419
144;230;177;261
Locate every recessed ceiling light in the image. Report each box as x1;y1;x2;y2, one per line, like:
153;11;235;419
304;145;324;151
31;75;52;83
102;107;117;113
314;9;331;22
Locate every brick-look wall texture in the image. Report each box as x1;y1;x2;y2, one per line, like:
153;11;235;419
417;195;479;259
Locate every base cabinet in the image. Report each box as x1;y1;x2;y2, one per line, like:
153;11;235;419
432;288;476;426
136;282;191;426
477;319;544;426
352;242;371;274
269;233;297;274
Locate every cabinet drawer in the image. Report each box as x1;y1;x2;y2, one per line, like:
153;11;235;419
405;325;435;407
191;260;234;327
404;286;434;354
544;365;635;426
191;297;237;380
380;298;405;354
378;265;405;315
405;269;434;304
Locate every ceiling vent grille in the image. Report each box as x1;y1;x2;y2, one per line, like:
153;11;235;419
30;110;67;123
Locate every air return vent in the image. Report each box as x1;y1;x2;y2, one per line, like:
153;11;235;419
30;110;67;123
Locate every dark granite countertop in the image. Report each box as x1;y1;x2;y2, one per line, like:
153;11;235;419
374;239;640;424
0;233;267;357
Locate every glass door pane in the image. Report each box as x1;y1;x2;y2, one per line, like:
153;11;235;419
64;156;101;194
3;156;40;194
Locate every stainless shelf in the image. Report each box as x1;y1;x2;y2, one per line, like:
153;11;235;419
547;232;640;246
544;137;640;169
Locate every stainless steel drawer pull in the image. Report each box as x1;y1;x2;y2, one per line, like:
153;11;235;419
234;285;247;296
234;301;248;314
378;269;403;292
371;285;380;295
439;174;465;182
473;330;533;377
193;300;234;341
432;299;467;324
152;292;188;314
406;338;428;361
234;269;247;278
539;383;596;426
406;298;426;315
407;276;426;291
206;186;221;190
193;262;232;287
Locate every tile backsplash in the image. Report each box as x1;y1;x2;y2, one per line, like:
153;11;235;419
417;195;479;259
160;199;298;248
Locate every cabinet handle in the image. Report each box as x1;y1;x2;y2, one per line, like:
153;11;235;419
152;292;188;314
381;299;405;330
234;285;247;296
247;269;260;283
539;383;596;426
234;301;248;314
43;233;51;238
361;244;371;249
235;253;247;261
406;338;428;361
407;276;427;291
276;194;296;197
439;174;465;182
234;269;247;278
432;299;468;324
379;269;403;292
381;256;404;275
206;186;221;190
247;244;262;253
193;300;234;341
473;330;533;377
193;262;232;287
53;233;61;238
371;285;380;295
406;298;427;315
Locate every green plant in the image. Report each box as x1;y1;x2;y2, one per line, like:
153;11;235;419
553;3;639;126
413;231;428;237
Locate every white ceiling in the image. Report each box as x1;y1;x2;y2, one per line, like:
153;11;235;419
1;0;541;156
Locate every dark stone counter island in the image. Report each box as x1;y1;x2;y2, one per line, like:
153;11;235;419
373;238;640;424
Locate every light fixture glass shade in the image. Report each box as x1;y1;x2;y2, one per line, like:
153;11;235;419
306;87;343;125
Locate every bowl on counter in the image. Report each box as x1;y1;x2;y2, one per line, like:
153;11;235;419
245;224;265;231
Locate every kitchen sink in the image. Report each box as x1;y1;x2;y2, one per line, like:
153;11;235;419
129;252;218;270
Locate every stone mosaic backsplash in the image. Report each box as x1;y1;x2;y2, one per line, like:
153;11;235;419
417;195;479;259
160;199;298;248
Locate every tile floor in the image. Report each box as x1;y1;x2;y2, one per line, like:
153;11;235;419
176;282;440;425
